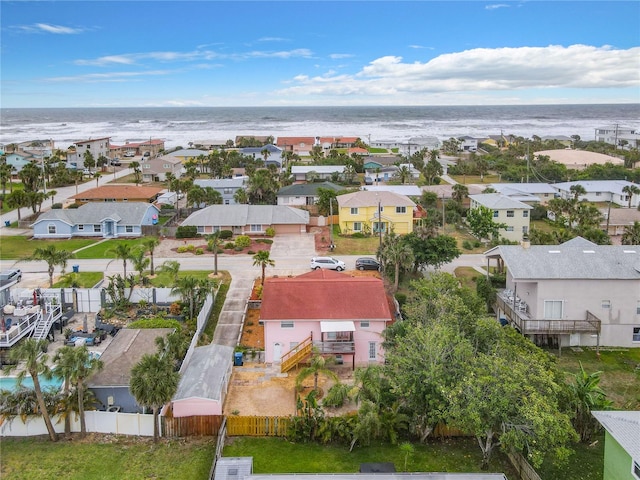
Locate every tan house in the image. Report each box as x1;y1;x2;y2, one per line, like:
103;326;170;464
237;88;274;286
469;193;532;242
70;185;164;205
140;156;183;183
486;237;640;349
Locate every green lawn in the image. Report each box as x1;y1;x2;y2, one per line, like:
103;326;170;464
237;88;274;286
147;269;219;287
1;183;26;213
223;437;517;476
73;238;149;259
1;436;215;480
53;271;104;288
537;438;604;480
0;236;99;260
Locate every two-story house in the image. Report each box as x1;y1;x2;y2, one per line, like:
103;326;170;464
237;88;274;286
261;269;394;370
291;165;345;183
595;125;640;149
194;177;248;205
277;182;342;209
552;180;640;208
71;137;111;165
491;183;558;205
140;156;183;183
337;190;416;235
469;193;532;242
485;237;640;349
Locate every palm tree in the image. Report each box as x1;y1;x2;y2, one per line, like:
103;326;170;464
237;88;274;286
69;346;103;438
52;346;76;436
142;237;160;276
378;233;414;292
30;245;73;287
130;161;141;185
621;221;640;245
570;184;587;202
130;248;150;284
171;275;200;319
94;172;102;187
622;185;640;208
569;362;612;442
158;260;180;283
205;232;222;275
295;353;338;392
6;190;27;221
129;354;179;443
452;184;469;204
48;189;57;206
395;165;412;185
252;250;275;286
108;243;134;278
4;339;58;441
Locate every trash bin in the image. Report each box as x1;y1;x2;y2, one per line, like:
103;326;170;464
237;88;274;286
234;352;243;366
72;265;80;273
4;221;10;227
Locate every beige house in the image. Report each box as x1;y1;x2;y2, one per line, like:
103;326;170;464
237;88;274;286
486;237;640;349
469;193;532;242
140;156;183;182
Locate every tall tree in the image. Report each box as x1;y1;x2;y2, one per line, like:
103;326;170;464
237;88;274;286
6;190;27;220
4;339;58;441
205;232;222;275
467;206;505;242
622;184;640;208
52;346;77;436
142;237;160;276
129;354;179;443
129;161;141;185
170;275;200;319
295;353;338;393
69;346;103;438
378;232;414;292
30;245;73;287
621;221;640;245
252;250;275;286
569;362;612;442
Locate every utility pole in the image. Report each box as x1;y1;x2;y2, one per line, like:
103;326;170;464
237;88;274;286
377;196;383;250
329;199;335;251
526;140;530;183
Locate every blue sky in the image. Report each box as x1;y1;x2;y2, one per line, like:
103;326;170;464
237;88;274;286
2;1;639;108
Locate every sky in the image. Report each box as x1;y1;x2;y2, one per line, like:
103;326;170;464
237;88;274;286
1;1;639;108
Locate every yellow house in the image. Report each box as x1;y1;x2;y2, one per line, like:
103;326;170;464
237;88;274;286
337;190;416;235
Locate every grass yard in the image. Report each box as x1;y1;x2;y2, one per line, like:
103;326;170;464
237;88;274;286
537;437;604;480
448;174;502;185
53;271;104;288
1;435;215;480
1;183;26;213
224;437;517;476
147;269;225;287
331;225;380;255
73;238;149;259
0;236;98;260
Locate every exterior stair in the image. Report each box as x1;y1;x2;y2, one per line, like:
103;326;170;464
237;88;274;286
32;303;62;341
280;335;313;373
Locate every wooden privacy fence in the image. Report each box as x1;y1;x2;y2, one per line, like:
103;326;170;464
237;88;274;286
162;415;224;437
226;416;290;436
507;453;542;480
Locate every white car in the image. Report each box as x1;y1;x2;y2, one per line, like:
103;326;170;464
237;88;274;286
310;257;346;271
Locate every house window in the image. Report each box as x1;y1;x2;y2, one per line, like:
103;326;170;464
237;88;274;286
637;301;640;315
144;164;150;169
48;224;56;234
350;207;358;215
493;210;499;218
164;164;170;168
360;321;370;328
506;210;514;217
596;192;601;196
601;300;611;309
523;210;529;217
77;224;84;231
250;224;262;232
505;226;514;231
373;222;385;233
224;200;230;205
633;328;640;343
544;300;563;320
522;226;529;234
94;224;102;232
281;321;294;329
197;226;205;233
224;188;232;194
633;460;640;480
353;222;362;232
396;206;406;214
368;342;376;361
125;226;134;233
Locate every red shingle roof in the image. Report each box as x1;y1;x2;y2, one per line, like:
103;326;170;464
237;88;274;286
260;269;393;321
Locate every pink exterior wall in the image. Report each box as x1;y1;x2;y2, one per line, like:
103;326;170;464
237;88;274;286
264;319;387;366
172;398;222;417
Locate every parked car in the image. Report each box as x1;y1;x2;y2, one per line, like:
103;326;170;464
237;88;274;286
0;269;22;285
143;151;150;157
123;151;135;157
310;257;346;271
355;257;380;271
110;158;121;166
82;168;92;176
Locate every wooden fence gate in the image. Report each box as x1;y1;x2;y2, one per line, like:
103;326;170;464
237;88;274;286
162;415;224;437
226;416;290;436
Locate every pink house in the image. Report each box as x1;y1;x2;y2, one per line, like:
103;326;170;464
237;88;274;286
261;270;395;371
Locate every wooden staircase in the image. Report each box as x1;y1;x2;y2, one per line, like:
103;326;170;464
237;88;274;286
280;335;312;373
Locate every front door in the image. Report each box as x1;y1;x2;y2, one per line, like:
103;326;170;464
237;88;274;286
273;342;283;363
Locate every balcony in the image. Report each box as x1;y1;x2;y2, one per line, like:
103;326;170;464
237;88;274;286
496;290;601;336
313;341;355;355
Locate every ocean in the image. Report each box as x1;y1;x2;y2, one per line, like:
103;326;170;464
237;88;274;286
1;104;638;151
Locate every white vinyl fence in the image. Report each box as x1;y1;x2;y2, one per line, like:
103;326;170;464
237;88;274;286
1;411;155;437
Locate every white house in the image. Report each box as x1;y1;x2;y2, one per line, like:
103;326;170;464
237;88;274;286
291;165;345;182
595;125;640;148
552;180;640;208
469;193;533;242
491;183;558;205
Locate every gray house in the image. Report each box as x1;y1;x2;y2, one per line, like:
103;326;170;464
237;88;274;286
88;328;174;413
194;177;248;205
277;182;342;207
181;204;309;235
31;202;160;239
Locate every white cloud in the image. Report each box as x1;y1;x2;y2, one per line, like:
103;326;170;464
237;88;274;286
485;4;510;10
44;70;173;83
258;37;289;42
277;45;640;99
18;23;83;34
329;53;355;59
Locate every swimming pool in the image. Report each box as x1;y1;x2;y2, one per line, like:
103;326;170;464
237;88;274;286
0;374;63;392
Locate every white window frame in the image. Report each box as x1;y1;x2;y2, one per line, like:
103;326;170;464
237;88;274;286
505;226;514;231
250;224;262;232
633;327;640;343
493;210;499;218
523;210;529;217
506;210;514;217
360;321;370;328
368;342;377;361
396;206;406;214
601;300;611;309
94;224;102;233
350;207;358;215
281;321;294;329
48;224;56;234
77;224;84;231
353;222;362;232
544;300;563;320
632;459;640;479
125;225;134;233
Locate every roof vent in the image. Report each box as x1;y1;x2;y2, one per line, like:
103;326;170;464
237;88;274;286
623;250;637;254
583;250;595;254
548;250;561;254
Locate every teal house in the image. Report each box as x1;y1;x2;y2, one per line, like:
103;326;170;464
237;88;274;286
592;411;640;480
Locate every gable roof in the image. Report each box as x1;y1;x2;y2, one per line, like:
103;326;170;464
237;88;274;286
261;269;392;321
88;329;174;387
361;185;422;197
337;190;416;208
491;183;557;195
32;202;159;227
173;344;234;402
552;180;638;195
469;193;533;210
276;136;316;147
166;148;208;157
181;205;309;227
277;182;342;196
194;177;248;189
592;411;640;460
486;240;640;280
70;185;164;200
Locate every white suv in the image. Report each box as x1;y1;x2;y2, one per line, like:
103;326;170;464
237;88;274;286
310;257;346;271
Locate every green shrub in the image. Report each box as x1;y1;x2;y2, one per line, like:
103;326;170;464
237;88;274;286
247;250;255;255
235;235;251;248
256;238;273;244
186;244;195;252
395;292;407;307
160;204;174;210
473;240;482;248
195;248;204;255
351;232;366;238
52;203;63;209
176;225;198;238
67;202;80;209
220;230;233;239
462;240;473;250
224;242;235;249
128;318;182;329
265;227;276;237
176;246;189;253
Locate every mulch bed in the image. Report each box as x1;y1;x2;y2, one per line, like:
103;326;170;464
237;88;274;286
171;240;271;256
